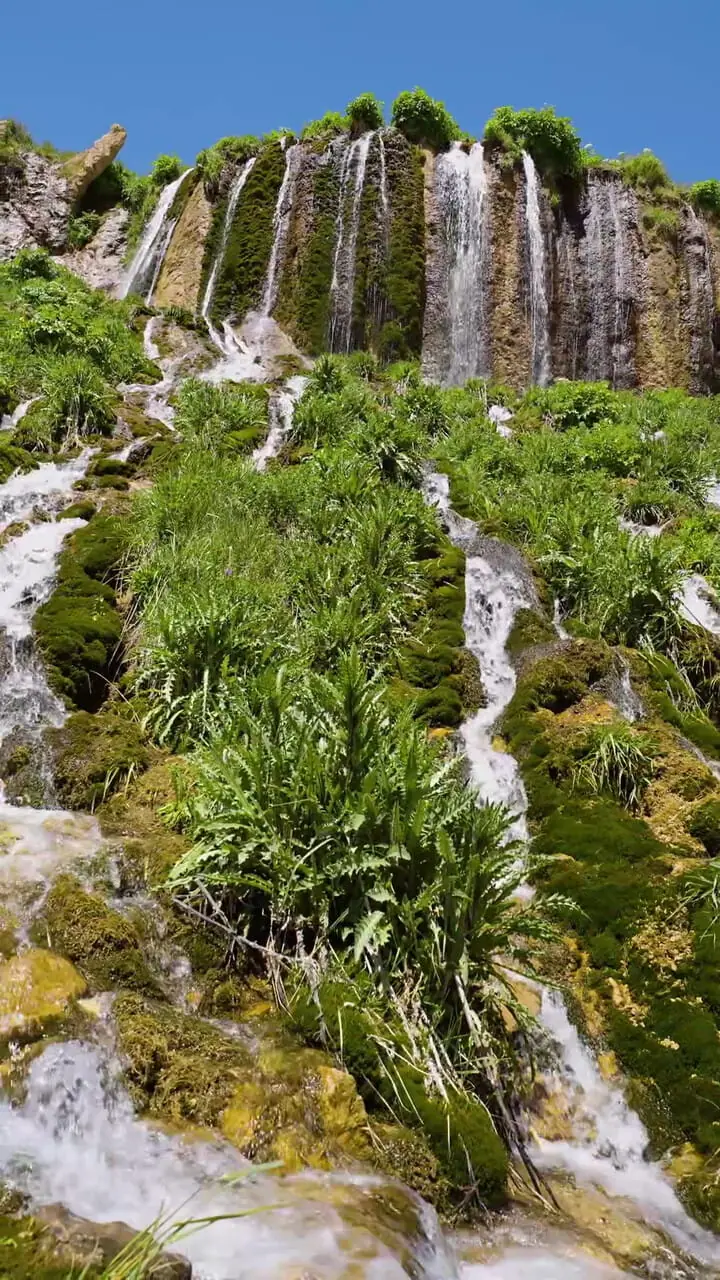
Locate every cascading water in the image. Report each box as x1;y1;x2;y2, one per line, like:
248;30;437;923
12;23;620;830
433;142;492;386
684;207;716;393
251;375;308;471
260;142;303;317
328;131;373;353
584;173;638;388
424;469;720;1272
522;153;551;387
121;168;193;303
200;156;257;351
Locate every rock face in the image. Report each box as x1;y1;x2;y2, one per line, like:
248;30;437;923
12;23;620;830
154;179;212;311
0;947;87;1043
0;151;71;258
63;123;127;201
35;1204;191;1279
60;205;129;292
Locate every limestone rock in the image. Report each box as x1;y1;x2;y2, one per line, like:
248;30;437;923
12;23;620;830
0;947;87;1043
0;150;70;259
154;179;212;311
64;124;127;201
35;1204;191;1279
60;206;129;293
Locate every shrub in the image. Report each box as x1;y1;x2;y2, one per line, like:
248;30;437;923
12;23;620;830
690;179;720;218
688;800;720;856
300;111;347;143
391;88;461;150
620;150;672;193
524;380;619;431
195;135;259;190
573;722;656;810
8;247;57;280
346;92;384;134
483;106;584;182
66;211;101;249
150;153;183;185
40;355;116;445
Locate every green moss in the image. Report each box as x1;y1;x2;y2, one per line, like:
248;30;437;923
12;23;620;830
0;1212;93;1280
37;875;158;995
212;140;287;324
88;456;134;479
397;1071;508;1207
507;607;557;655
349;134;387;353
114;991;252;1125
0;442;37;483
58;498;96;521
46;707;150;811
277;150;340;353
381;134;426;360
33;515;126;710
687;799;720;855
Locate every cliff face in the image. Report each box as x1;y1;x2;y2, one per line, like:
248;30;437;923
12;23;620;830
4;121;717;392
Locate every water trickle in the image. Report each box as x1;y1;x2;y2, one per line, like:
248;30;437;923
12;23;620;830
260;143;303;317
329;132;373;353
435;142;492;386
0;398;40;431
201;157;257;350
252;375;307;472
680;573;720;636
377;130;391;242
584;174;638;387
121;169;193;303
424;470;720;1269
522;153;551;386
684;207;716;393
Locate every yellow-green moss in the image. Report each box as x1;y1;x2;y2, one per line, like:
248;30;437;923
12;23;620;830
36;875;158;995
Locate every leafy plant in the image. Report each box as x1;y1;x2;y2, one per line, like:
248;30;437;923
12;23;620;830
690;179;720;219
40;355;116;445
619;150;672;194
345;92;384;134
483;105;584;182
150;153;183;185
573;722;656;810
300;111;347;143
391;88;461;150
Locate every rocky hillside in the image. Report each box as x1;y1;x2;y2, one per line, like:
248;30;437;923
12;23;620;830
1;97;718;394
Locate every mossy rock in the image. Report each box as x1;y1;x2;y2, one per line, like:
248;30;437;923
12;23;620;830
114;993;370;1169
58;498;96;521
46;708;150;811
98;758;191;883
0;948;87;1045
88;457;134;479
507;607;557;656
687;798;720;855
0;733;47;806
0;1210;99;1280
36;875;158;995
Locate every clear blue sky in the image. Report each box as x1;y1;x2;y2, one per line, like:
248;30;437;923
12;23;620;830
4;0;717;184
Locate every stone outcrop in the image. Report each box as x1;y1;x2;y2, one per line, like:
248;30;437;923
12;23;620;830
63;123;127;202
60;205;129;293
154;179;212;311
35;1205;191;1279
0;150;70;259
0;947;87;1043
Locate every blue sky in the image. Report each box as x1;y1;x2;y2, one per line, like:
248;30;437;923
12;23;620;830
4;0;717;184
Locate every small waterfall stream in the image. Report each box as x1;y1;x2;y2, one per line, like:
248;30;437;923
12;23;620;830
435;142;492;386
260;142;302;317
329;131;373;353
425;470;720;1273
200;156;257;351
121;168;193;303
522;153;551;386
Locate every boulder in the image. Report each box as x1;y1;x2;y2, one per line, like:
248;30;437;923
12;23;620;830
64;124;127;202
154;180;212;312
0;947;87;1043
35;1204;191;1279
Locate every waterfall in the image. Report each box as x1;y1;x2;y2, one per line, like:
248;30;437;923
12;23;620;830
260;143;303;317
584;173;638;388
424;470;719;1268
522;152;551;386
251;375;307;471
328;131;373;353
433;142;492;386
200;156;257;349
121;168;193;303
378;130;390;242
684;207;716;393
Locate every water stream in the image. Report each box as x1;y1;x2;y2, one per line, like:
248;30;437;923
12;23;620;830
200;157;257;350
436;142;492;386
260;142;302;317
425;469;720;1274
121;169;194;303
522;153;551;387
329;131;373;353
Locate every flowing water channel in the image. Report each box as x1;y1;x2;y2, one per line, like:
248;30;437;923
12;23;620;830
121;169;194;304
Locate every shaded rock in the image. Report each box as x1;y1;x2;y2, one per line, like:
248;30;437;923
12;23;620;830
60;206;129;292
63;124;127;202
0;947;86;1043
154;180;212;312
35;1203;190;1279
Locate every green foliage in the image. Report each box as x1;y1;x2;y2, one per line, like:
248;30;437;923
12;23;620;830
300;112;347;144
391;88;461;150
688;800;720;856
522;380;620;430
66;211;102;249
573;722;656;810
38;355;116;446
150;153;183;185
173;377;268;453
211;139;287;322
690;179;720;218
346;92;384;134
195;135;259;191
483;106;584;181
620;150;672;193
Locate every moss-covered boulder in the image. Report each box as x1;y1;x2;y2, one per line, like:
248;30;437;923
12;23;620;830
114;993;372;1171
46;708;150;811
0;948;86;1044
36;875;157;995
